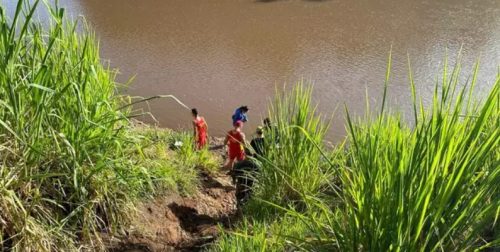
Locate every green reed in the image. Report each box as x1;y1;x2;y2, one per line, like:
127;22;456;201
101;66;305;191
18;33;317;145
0;1;211;250
328;59;500;251
0;1;131;250
214;58;499;251
253;83;332;207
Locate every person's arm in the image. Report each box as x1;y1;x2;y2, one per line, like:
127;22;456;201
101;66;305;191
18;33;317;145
192;121;197;138
241;132;247;145
224;133;229;146
203;118;208;131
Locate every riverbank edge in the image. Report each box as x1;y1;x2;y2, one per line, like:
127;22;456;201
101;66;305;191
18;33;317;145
100;121;238;252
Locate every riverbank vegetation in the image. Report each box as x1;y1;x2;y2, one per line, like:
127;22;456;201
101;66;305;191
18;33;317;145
213;62;499;250
0;1;217;250
1;1;499;251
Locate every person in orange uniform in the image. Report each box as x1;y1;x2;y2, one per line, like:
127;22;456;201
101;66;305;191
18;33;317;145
192;108;208;149
224;120;246;170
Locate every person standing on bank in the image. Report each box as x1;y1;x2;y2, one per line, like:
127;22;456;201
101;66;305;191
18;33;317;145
232;106;249;125
224;120;246;170
250;126;265;157
192;108;208;149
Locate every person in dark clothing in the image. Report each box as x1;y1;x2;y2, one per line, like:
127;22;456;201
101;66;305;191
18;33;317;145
250;126;265;157
232;106;249;125
232;158;257;206
233;126;266;206
263;117;272;129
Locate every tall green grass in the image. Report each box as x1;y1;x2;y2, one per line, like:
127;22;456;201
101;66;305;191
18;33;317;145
0;1;216;250
254;83;332;207
0;1;131;249
327;60;499;251
214;60;499;251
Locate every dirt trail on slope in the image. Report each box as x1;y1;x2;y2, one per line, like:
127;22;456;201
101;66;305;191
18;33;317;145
106;138;237;252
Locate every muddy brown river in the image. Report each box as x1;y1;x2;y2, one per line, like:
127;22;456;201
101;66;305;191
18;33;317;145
3;0;500;140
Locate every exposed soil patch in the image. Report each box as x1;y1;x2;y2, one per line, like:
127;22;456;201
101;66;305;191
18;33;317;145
100;133;236;251
101;127;243;252
106;170;237;252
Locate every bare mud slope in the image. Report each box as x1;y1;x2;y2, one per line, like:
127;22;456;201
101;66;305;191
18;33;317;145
107;139;237;252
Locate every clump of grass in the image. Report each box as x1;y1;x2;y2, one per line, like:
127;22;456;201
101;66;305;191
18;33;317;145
124;127;197;195
169;131;220;174
128;127;220;195
327;59;500;251
255;83;332;207
212;214;325;252
0;1;214;250
213;58;499;251
0;1;131;249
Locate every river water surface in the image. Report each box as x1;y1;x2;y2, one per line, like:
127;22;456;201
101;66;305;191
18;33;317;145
3;0;500;140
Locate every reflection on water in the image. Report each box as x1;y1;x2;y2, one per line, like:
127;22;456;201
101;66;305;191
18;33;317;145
2;0;499;140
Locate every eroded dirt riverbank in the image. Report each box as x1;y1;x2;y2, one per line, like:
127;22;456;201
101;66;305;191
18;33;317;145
105;138;237;252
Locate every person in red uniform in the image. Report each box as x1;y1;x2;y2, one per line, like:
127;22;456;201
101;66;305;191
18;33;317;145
192;108;208;149
224;120;246;170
